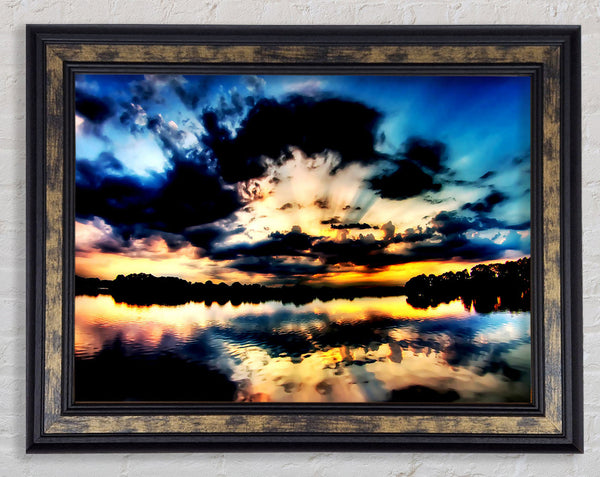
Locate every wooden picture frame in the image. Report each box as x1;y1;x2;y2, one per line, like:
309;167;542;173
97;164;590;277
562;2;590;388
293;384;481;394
26;25;582;452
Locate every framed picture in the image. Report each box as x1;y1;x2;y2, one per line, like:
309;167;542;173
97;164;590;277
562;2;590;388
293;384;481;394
26;25;582;452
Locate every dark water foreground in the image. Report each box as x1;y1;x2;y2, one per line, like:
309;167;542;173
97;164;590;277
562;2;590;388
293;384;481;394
74;294;531;403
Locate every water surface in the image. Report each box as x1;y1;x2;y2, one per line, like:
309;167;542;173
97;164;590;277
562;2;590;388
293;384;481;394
75;295;530;403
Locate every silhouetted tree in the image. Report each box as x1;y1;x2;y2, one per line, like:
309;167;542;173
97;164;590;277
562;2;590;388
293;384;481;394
404;258;530;313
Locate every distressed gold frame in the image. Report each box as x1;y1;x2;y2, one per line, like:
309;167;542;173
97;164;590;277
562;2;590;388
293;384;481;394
27;25;582;452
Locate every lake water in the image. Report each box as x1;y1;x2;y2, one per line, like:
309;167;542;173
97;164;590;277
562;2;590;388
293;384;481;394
74;295;531;403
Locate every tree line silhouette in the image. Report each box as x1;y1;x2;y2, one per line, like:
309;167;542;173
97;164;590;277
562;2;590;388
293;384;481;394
75;273;405;307
404;257;530;313
76;257;530;312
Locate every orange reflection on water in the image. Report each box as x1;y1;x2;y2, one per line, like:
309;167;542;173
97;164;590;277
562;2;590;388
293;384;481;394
75;294;472;357
318;295;472;321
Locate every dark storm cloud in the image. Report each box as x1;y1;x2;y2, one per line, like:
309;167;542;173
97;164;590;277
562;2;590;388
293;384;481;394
183;224;245;252
308;209;528;269
429;211;477;236
144;161;240;232
314;198;329;209
207;227;400;271
171;77;211;110
76;170;152;232
76;77;267;255
395;226;436;243
94;236;129;254
330;223;378;230
76;155;241;248
368;137;448;201
321;217;341;225
480;170;496;180
75;90;115;124
311;236;387;266
375;210;531;264
76;152;126;188
430;210;529;235
119;102;148;135
210;228;317;261
183;226;223;250
156;232;191;252
212;88;251;121
370;160;442;200
403;137;447;173
308;234;458;269
512;154;529;166
200;95;383;183
407;234;519;262
204;208;528;275
229;257;327;277
311;232;515;269
462;191;507;213
147;115;188;160
200;109;267;183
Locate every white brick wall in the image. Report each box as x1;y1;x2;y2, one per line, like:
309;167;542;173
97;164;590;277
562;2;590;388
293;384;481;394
1;1;596;475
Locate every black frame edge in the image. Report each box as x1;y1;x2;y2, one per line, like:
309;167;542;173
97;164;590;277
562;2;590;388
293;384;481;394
26;24;46;454
24;433;584;454
25;24;582;46
24;24;584;454
563;25;583;454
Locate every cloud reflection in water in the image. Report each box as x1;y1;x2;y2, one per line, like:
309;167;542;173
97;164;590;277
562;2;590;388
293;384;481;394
75;295;530;403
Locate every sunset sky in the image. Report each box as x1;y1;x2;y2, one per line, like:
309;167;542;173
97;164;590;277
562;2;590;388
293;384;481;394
75;74;531;286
